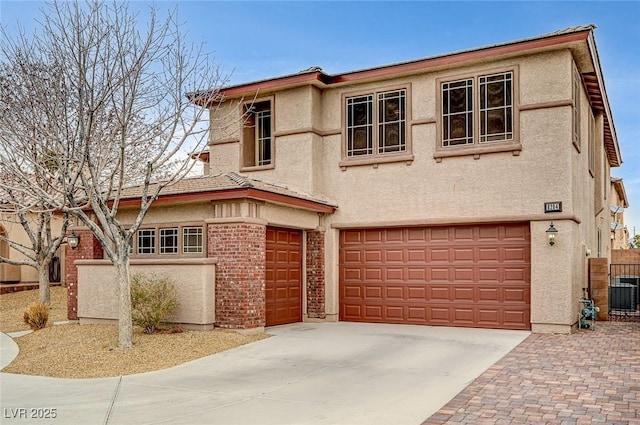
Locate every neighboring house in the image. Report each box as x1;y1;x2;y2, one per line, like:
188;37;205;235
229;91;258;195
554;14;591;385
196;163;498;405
0;212;65;288
68;25;622;334
610;177;630;250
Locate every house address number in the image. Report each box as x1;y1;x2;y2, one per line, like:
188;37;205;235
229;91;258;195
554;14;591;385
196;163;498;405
544;202;562;213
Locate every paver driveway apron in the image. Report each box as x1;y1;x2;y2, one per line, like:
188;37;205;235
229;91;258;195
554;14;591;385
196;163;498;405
1;322;528;425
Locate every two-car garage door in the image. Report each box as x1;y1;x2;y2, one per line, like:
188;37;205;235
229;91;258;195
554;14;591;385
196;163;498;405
339;223;531;330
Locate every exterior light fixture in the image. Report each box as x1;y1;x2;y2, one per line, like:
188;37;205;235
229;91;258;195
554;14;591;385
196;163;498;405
68;231;80;250
546;222;558;246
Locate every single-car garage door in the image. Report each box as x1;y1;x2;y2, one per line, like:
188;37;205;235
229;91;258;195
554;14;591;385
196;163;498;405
339;223;531;330
266;227;302;326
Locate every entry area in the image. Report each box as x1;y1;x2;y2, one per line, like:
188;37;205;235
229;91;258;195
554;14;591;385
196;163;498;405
265;227;302;326
339;223;531;330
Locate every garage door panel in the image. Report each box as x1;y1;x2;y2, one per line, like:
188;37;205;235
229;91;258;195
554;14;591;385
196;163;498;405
478;268;500;281
453;227;474;241
365;268;383;281
504;268;527;282
454;268;474;281
478;248;500;261
365;305;383;319
453;308;474;323
504;288;527;302
365;250;382;262
385;229;404;243
385;306;404;319
504;247;527;261
453;248;474;261
343;285;362;298
339;224;531;330
430;228;450;242
408;228;427;241
453;287;474;301
430;307;452;322
478;226;499;240
477;309;500;325
408;286;427;300
344;250;362;262
407;307;427;321
408;268;426;281
504;225;529;240
385;268;404;281
408;249;426;262
479;288;500;301
429;286;451;300
365;286;383;299
385;286;404;299
431;248;450;262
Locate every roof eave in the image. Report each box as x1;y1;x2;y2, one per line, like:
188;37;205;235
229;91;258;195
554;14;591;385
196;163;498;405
114;187;336;214
585;32;622;167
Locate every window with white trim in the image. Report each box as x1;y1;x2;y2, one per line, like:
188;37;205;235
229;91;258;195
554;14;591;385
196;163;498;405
159;228;178;254
137;229;155;255
134;226;204;257
183;227;203;254
345;88;407;158
242;99;273;168
440;70;516;148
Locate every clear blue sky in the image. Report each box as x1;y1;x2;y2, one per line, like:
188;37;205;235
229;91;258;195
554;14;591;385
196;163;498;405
2;1;639;236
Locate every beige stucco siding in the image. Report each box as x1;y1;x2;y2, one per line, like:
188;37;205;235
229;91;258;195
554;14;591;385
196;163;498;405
76;259;216;329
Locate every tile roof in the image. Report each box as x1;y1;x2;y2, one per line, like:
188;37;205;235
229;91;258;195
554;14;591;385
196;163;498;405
117;172;336;207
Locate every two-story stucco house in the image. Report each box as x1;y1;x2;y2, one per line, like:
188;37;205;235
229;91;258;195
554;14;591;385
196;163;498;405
68;25;622;334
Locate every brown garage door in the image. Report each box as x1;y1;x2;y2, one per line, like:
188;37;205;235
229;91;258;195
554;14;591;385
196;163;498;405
339;224;531;330
266;227;302;326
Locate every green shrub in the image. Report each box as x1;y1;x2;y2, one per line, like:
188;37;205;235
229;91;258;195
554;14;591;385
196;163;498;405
130;273;179;334
23;302;49;331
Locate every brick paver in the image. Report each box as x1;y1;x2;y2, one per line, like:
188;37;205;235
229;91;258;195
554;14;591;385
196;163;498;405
423;322;640;425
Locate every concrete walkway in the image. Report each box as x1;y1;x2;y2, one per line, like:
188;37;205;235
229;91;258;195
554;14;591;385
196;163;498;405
1;322;528;425
423;322;640;425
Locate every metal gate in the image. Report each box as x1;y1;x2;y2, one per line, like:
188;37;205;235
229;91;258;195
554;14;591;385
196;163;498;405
609;264;640;321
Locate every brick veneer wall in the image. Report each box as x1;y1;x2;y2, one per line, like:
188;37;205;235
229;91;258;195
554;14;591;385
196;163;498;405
589;257;609;320
207;223;266;329
612;249;640;264
65;230;104;320
306;230;326;319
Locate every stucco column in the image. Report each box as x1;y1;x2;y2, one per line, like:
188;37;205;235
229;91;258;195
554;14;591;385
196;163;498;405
530;220;578;333
65;228;104;320
306;229;326;319
207;220;266;329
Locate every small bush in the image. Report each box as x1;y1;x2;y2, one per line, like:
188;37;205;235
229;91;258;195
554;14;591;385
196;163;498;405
23;302;50;331
130;273;179;334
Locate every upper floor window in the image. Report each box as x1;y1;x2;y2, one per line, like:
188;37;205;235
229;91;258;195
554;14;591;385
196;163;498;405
242;98;273;169
573;66;581;152
345;88;408;158
439;70;517;151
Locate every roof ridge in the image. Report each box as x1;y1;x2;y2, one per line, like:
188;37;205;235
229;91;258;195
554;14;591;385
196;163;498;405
226;171;253;188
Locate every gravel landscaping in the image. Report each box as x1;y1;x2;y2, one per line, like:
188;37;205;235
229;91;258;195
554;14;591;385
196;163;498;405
1;287;267;378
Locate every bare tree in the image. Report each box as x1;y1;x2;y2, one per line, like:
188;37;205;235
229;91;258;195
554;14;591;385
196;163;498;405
0;52;71;305
0;0;228;348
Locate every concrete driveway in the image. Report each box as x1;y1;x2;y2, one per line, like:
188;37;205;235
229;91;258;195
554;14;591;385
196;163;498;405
1;322;528;425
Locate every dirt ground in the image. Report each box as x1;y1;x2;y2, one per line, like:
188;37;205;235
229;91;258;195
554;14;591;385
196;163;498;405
1;287;267;378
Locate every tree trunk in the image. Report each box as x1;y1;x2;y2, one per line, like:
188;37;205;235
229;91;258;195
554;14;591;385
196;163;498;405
115;259;133;349
38;260;51;305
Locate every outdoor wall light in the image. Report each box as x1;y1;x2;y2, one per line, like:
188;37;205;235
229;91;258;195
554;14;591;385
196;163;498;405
546;222;558;246
68;231;80;250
